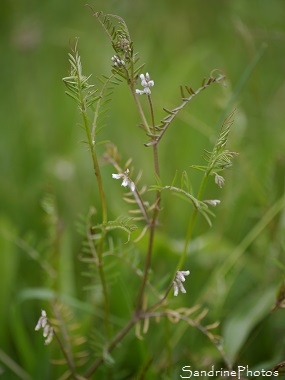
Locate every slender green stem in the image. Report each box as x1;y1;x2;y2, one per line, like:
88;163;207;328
128;59;151;134
217;193;285;280
135;206;159;313
84;317;138;377
52;329;79;379
146;281;173;313
135;94;161;313
48;307;79;379
91;73;115;142
83;113;108;224
138;311;232;371
84;269;174;377
148;95;160;177
133;188;150;224
81;109;110;337
176;172;209;271
75;52;108;226
131;89;151;135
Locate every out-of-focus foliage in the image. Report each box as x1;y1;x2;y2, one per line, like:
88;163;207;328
1;0;285;378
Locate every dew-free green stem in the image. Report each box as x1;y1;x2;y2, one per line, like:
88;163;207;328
85;280;174;376
131;89;151;135
135;95;161;313
91;73;115;142
136;206;159;313
70;48;110;336
52;327;79;379
82;111;108;225
73;50;108;226
81;111;110;335
128;55;151;135
84;317;138;377
177;172;209;271
148;95;160;178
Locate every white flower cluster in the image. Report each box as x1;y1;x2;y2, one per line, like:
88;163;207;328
35;310;54;345
112;168;135;192
136;72;154;95
214;173;225;188
173;270;190;296
204;199;221;207
111;55;125;67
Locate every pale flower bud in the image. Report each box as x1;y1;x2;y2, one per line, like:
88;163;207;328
173;270;190;296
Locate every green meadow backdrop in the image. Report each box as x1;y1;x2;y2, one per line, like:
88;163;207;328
1;0;285;378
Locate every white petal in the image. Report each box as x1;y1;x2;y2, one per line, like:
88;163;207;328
35;320;42;331
45;334;53;345
173;281;179;296
148;80;154;87
176;271;185;282
43;324;50;338
41;317;48;328
141;79;148;87
178;281;186;294
204;199;221;207
129;181;136;192
112;173;123;179
121;178;129;187
215;173;225;188
44;328;54;345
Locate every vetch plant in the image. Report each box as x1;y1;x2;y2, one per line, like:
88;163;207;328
35;310;54;345
36;10;240;379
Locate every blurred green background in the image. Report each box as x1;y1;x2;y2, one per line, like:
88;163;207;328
1;0;285;379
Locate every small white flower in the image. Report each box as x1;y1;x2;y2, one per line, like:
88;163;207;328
35;310;47;331
136;72;154;95
43;324;50;338
204;199;221;207
112;169;135;192
111;55;125;67
173;270;190;296
35;310;54;345
214;173;225;188
44;329;54;345
173;281;179;297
